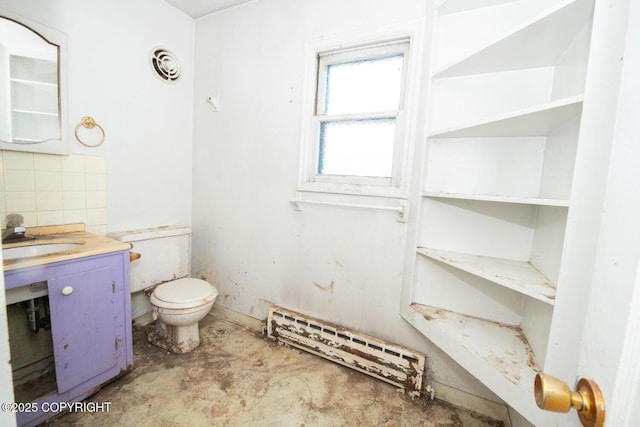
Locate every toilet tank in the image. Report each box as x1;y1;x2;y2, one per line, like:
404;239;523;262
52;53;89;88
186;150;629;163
108;226;191;293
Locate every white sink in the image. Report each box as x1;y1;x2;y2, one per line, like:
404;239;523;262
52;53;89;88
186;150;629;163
3;243;83;260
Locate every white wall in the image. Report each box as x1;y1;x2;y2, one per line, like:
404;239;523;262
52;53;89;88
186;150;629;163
0;0;194;232
192;0;502;411
0;0;192;417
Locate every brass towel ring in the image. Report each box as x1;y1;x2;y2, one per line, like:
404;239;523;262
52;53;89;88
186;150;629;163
75;116;105;147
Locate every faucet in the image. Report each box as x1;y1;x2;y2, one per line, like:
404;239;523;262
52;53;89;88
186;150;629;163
2;226;27;243
2;214;30;243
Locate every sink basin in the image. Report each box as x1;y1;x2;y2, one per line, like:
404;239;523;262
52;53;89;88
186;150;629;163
3;243;83;260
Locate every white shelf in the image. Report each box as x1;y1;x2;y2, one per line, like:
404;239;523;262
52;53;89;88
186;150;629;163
10;77;57;88
429;95;583;138
404;303;542;421
423;192;569;207
12;109;58;117
433;0;594;78
417;247;556;304
436;0;519;15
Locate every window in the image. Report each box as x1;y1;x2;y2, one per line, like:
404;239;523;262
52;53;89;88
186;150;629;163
299;31;419;198
316;41;408;186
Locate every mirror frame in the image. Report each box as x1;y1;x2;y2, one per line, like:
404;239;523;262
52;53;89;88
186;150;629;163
0;9;68;155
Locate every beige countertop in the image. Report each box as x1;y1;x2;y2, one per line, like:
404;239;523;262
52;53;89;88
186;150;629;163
3;223;131;272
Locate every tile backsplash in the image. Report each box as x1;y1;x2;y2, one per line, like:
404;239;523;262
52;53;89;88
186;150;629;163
0;151;107;235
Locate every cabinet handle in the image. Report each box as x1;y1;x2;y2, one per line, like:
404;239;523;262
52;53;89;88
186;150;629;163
61;286;73;296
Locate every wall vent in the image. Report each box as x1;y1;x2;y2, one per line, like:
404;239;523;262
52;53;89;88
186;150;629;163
267;306;426;396
150;47;181;83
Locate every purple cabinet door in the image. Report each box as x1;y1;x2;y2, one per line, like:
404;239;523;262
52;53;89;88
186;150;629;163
48;266;118;393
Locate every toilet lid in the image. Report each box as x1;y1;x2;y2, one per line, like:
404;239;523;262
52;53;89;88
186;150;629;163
152;278;217;306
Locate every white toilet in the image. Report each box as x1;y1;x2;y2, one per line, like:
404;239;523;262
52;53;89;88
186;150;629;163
108;226;218;353
147;277;218;353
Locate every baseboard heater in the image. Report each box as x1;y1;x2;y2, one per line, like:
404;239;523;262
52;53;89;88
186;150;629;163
267;306;426;397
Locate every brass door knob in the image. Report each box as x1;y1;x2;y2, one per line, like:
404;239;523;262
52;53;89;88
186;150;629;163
534;373;605;427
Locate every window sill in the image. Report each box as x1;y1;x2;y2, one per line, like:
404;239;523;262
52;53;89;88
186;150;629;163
292;184;409;222
296;181;408;200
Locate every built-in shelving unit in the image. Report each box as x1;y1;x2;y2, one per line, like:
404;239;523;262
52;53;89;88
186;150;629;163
401;0;595;423
7;55;59;143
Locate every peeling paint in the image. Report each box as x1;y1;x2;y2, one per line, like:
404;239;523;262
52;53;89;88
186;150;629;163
267;307;425;396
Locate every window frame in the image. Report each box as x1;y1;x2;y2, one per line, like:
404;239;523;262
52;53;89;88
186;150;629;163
315;41;409;186
297;22;423;199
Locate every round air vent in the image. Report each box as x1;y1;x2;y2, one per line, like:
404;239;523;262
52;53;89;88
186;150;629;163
150;47;181;83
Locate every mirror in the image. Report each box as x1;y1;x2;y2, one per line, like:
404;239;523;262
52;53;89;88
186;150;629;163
0;11;68;154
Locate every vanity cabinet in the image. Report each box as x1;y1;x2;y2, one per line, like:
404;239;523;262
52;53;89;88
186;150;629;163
3;250;132;427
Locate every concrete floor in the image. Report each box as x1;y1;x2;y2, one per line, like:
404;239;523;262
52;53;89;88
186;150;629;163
46;313;504;427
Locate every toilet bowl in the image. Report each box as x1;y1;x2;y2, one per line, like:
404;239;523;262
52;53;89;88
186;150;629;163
147;278;218;353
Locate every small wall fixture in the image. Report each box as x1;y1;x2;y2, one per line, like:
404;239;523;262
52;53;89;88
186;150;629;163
74;116;105;148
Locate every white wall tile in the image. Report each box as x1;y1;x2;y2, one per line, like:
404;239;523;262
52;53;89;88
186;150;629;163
1;153;107;230
4;170;35;192
34;154;62;171
63;209;87;224
35;171;63;192
62;172;86;191
5;191;36;212
37;210;64;226
63;191;86;210
85;156;105;173
61;155;85;173
3;152;34;170
0;192;5;221
36;192;63;211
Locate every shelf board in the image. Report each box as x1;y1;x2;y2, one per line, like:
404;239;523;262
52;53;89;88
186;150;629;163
404;303;543;422
429;95;583;138
423;192;569;207
12;109;58;117
417;247;556;304
436;0;521;15
10;77;57;87
433;0;594;78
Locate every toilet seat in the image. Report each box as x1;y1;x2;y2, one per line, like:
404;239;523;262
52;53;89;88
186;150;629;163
150;278;218;310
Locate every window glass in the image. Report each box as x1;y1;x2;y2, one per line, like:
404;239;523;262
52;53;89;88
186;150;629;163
315;44;407;180
318;118;395;177
324;54;404;115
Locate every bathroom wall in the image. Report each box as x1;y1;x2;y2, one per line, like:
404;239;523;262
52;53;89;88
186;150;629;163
191;0;505;415
0;0;195;232
0;0;194;418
